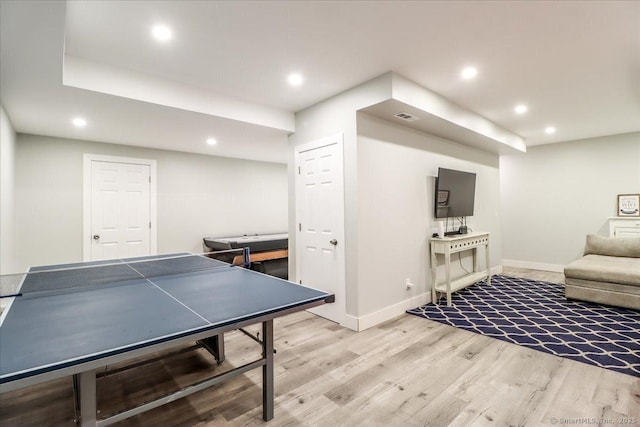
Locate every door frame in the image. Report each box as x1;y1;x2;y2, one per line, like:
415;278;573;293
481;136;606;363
83;154;157;261
294;134;346;324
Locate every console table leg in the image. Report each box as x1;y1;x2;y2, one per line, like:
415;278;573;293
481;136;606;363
473;247;478;273
430;242;437;304
445;250;452;306
486;242;491;285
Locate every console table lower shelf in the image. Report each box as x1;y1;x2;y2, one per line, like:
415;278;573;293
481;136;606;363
430;232;490;306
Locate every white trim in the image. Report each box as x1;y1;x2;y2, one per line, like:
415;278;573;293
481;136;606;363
0;297;14;324
343;293;429;332
344;267;502;333
490;265;503;276
83;154;157;261
342;315;359;332
295;134;344;154
502;259;565;273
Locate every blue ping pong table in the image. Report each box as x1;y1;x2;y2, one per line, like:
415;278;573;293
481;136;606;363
0;253;333;426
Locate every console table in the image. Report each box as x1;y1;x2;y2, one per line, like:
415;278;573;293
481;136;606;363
430;232;490;306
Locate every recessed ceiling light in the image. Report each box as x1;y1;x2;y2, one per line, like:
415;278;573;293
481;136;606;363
461;66;478;80
514;104;528;114
545;126;556;135
72;117;87;127
152;25;172;41
206;138;217;146
288;73;304;86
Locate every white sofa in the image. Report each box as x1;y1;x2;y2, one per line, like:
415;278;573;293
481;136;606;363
564;234;640;310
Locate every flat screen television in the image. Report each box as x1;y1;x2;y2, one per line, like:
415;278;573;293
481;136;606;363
434;168;476;218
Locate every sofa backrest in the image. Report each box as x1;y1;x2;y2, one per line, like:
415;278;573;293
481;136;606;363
584;234;640;258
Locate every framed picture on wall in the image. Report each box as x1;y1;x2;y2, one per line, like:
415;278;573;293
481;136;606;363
617;194;640;217
437;190;449;206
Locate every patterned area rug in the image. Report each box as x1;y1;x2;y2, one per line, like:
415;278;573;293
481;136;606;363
407;275;640;377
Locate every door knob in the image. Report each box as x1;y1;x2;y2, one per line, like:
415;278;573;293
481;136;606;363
93;235;100;240
329;239;338;246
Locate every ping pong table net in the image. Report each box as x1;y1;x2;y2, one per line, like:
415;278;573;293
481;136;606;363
0;251;248;298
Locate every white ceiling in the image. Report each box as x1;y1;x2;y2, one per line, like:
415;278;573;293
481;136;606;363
2;1;639;164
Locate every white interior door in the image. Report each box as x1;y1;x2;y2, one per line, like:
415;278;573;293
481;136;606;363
84;155;157;261
296;135;345;324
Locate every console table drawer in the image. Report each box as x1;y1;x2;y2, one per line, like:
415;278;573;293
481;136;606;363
609;217;640;237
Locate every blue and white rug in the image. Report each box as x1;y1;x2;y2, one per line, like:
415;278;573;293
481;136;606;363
407;275;640;377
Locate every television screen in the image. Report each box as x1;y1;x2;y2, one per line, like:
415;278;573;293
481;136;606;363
434;168;476;218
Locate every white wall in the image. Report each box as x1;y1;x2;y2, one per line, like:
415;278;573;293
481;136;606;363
289;72;509;329
357;113;502;317
14;134;288;271
500;132;640;270
0;106;17;274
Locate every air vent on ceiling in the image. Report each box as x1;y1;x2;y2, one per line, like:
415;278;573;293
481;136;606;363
394;112;419;122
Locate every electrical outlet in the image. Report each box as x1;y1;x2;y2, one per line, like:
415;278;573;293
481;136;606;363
405;278;414;290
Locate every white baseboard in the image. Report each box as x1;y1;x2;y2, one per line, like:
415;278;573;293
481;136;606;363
342;315;359;332
344;293;429;332
344;268;504;332
502;259;565;273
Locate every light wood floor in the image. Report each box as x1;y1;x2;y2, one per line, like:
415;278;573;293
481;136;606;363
1;268;638;426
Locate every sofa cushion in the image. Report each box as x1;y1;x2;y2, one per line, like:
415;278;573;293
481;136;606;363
564;254;640;286
583;234;640;258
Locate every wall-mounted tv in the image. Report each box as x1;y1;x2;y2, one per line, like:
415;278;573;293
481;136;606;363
434;168;476;218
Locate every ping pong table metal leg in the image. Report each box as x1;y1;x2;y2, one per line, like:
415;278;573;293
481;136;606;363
72;374;80;423
262;319;274;421
78;370;97;427
199;334;225;364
